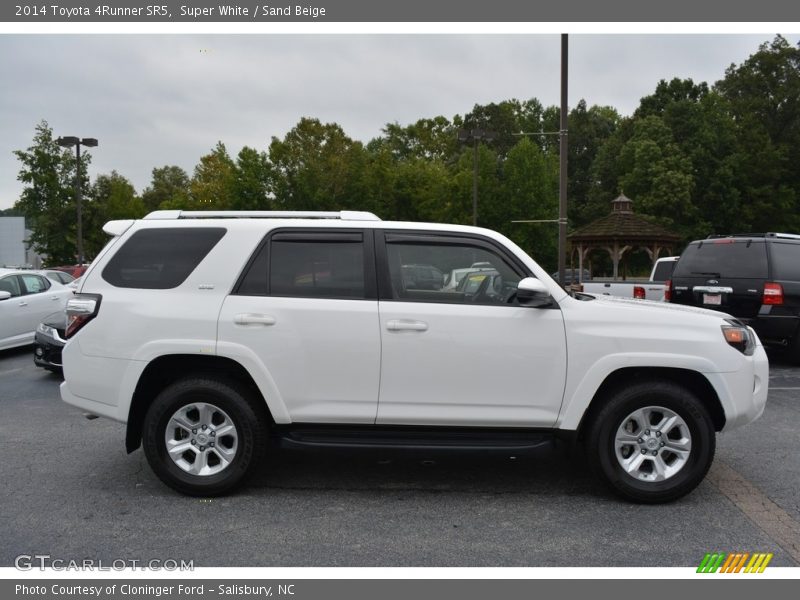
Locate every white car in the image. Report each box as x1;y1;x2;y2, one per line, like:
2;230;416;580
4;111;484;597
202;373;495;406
0;269;74;350
59;211;768;502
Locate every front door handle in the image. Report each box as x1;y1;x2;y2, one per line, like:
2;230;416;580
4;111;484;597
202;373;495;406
234;313;276;326
386;319;428;332
51;296;60;301
18;301;28;307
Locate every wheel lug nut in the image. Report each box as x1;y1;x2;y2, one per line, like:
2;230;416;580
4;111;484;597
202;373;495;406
641;449;647;454
645;429;650;435
210;431;216;437
660;442;665;447
656;431;661;437
652;451;658;456
192;428;197;434
202;425;207;430
210;442;215;447
638;438;643;443
199;445;205;451
191;439;196;445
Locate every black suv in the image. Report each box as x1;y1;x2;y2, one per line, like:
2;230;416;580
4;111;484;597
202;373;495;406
668;233;800;359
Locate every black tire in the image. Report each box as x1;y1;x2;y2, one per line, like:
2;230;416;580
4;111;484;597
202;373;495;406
586;380;716;503
142;376;268;496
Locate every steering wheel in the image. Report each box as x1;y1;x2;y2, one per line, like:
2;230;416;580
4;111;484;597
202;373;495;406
470;275;493;303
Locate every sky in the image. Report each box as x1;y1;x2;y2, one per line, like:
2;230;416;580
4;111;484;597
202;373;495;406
1;33;797;210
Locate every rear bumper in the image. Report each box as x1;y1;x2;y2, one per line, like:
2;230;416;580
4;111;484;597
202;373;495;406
744;313;800;347
60;381;122;421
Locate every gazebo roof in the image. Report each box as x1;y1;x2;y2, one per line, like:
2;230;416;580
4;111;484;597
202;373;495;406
568;193;681;244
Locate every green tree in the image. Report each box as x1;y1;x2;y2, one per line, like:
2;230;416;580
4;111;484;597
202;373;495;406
13;120;89;265
268;118;368;211
83;171;145;257
186;142;237;209
231;146;271;210
141;165;190;212
716;35;800;232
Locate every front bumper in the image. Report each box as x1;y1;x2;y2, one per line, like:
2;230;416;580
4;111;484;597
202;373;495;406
710;343;769;432
33;331;64;371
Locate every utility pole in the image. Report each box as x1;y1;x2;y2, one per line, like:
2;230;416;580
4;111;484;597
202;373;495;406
558;33;569;289
457;128;496;226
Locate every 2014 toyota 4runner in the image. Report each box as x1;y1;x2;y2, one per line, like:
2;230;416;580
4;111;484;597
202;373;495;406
60;210;769;502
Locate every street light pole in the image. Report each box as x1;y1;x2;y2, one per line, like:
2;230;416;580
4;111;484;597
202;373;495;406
457;128;496;227
57;136;98;266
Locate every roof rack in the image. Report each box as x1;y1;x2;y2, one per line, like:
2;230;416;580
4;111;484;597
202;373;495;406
706;232;800;240
143;210;381;222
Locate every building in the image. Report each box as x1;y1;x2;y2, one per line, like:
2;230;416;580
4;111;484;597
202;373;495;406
0;217;43;268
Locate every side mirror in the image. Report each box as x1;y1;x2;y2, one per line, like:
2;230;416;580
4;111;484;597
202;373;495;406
0;291;11;301
516;277;552;308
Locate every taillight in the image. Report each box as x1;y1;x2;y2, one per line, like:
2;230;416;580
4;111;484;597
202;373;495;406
763;282;783;305
664;279;672;302
65;294;102;338
633;286;645;300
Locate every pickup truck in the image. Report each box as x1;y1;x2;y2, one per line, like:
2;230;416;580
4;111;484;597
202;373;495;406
581;256;679;300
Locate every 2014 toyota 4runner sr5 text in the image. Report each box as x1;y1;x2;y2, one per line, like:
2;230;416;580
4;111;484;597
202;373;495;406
59;210;768;502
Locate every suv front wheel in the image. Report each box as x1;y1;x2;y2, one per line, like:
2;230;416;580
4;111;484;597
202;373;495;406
142;377;267;496
587;380;716;503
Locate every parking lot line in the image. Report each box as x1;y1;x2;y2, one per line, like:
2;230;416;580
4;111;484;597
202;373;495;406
707;460;800;565
0;367;22;377
768;387;800;390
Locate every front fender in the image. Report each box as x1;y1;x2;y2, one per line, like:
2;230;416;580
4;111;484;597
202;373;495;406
556;352;723;431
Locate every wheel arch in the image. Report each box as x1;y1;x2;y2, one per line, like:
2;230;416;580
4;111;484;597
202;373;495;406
125;354;273;453
574;367;726;441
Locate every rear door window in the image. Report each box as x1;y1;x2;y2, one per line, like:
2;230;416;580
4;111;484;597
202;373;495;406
769;242;800;281
673;240;768;279
19;274;51;294
102;227;226;289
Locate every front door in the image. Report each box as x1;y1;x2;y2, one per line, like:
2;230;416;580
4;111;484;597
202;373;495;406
376;231;567;427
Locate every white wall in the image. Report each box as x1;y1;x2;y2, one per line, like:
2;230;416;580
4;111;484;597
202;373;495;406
0;217;26;267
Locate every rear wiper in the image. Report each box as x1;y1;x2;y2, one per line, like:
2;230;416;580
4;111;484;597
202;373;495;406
691;271;721;277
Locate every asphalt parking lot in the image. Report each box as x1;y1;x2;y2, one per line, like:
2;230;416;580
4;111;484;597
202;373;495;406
1;346;799;568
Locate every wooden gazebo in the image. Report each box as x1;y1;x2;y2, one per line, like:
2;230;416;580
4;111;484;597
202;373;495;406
568;193;681;279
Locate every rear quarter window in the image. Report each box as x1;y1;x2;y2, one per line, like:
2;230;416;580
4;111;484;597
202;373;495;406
673;240;768;279
102;227;226;289
769;242;800;281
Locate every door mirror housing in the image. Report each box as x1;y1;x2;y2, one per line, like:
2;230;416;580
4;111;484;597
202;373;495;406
516;277;552;308
0;291;11;301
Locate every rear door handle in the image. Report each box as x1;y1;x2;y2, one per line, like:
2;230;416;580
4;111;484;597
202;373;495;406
51;296;60;301
386;319;428;332
18;301;28;307
234;313;276;326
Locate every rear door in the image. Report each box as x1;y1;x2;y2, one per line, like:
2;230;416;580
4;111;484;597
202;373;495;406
217;229;381;424
670;239;768;318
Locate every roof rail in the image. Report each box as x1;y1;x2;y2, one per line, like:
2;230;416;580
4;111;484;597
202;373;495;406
706;232;800;240
143;210;381;222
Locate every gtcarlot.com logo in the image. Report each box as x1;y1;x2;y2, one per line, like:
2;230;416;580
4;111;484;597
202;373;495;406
697;552;773;573
14;554;194;571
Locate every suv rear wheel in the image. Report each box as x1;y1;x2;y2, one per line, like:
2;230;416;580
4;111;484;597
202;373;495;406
587;380;715;503
142;376;267;496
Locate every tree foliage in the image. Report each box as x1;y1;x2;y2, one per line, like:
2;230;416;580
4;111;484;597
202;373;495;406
13;37;800;272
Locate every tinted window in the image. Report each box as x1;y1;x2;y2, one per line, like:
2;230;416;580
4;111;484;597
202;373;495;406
270;235;365;299
651;260;677;283
237;243;269;296
19;274;50;294
0;275;21;297
386;240;523;305
770;242;800;281
102;228;226;289
673;240;768;279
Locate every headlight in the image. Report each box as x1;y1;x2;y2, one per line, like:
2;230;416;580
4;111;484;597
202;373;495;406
721;320;755;355
36;323;55;337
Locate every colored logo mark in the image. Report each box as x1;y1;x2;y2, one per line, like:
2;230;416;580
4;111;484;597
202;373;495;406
697;552;773;573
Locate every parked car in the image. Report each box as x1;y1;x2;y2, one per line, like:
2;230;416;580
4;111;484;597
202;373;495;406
582;256;679;301
0;269;73;351
49;264;89;279
60;210;768;502
33;311;66;373
668;233;800;360
550;268;592;286
41;269;76;286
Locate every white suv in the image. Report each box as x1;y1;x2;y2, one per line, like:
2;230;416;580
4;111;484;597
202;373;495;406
60;210;769;502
